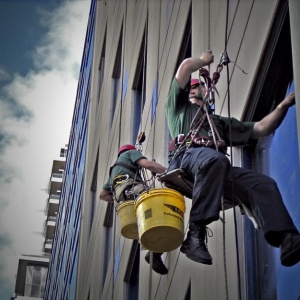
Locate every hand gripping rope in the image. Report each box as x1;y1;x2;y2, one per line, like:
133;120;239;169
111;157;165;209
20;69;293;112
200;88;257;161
199;51;230;106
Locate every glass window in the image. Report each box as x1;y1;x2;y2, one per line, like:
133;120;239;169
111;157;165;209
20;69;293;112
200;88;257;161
132;27;147;144
24;264;48;297
111;25;123;128
32;266;42;285
151;81;158;123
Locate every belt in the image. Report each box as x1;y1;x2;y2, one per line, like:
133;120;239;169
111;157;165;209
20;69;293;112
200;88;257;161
168;134;186;152
169;134;226;150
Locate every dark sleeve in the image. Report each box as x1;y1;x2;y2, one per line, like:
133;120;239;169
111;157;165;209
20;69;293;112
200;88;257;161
220;116;255;146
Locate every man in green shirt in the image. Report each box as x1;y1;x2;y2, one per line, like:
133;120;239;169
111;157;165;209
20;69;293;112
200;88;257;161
100;144;168;275
165;50;299;267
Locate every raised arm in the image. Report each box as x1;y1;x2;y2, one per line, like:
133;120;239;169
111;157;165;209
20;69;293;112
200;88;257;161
251;92;295;139
175;50;215;88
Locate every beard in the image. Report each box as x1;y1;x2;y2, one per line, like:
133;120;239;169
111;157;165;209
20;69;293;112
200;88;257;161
189;91;203;100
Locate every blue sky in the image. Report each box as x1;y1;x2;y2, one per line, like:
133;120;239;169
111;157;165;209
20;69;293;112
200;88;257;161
0;0;89;298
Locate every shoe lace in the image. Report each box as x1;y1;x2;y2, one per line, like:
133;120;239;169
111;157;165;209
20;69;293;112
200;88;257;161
198;226;213;247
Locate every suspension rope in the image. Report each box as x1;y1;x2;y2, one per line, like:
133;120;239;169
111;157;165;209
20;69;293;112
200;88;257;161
140;10;149;142
222;0;242;299
112;1;128;299
141;0;183;137
139;2;154;299
151;0;161;161
220;1;230;299
208;0;211;73
219;0;251;114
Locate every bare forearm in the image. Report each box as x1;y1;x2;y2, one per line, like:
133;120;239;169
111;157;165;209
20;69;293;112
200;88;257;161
176;51;214;88
252;92;295;138
137;158;167;174
99;189;114;203
147;162;167;174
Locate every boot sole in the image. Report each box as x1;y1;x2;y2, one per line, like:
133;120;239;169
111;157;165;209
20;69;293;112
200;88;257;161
180;245;212;265
281;243;300;267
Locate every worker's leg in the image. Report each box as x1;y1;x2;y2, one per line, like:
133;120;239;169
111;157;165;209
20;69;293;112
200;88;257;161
181;147;231;225
179;147;230;265
224;166;300;266
223;167;298;246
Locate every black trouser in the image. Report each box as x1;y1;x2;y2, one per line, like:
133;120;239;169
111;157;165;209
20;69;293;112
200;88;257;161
169;146;298;247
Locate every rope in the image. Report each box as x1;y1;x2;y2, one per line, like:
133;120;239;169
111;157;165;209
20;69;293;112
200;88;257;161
112;1;128;298
140;11;148;137
100;1;122;183
141;0;183;136
140;2;154;299
208;0;211;73
221;1;230;299
151;0;161;161
222;0;242;299
112;211;117;300
148;251;152;300
219;0;252;114
118;0;127;148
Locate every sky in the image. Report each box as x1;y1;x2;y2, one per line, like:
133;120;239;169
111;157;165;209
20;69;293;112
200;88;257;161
0;0;90;298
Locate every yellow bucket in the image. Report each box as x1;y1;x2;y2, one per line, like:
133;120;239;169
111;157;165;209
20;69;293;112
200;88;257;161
134;188;185;252
116;200;138;240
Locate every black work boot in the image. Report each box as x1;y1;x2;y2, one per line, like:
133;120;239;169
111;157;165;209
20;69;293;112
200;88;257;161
180;223;213;265
145;252;168;275
280;232;300;267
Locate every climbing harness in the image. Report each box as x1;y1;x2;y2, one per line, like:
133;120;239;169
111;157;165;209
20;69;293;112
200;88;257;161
112;174;130;188
110;156;150;203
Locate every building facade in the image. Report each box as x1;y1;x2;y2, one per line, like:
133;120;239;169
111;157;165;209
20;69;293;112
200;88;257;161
46;0;300;299
43;1;95;298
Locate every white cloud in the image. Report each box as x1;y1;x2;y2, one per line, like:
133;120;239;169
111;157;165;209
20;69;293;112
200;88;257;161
34;1;88;75
0;0;89;289
0;68;11;82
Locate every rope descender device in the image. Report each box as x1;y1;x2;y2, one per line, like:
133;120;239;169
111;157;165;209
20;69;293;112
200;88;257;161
198;51;231;107
138;131;146;144
136;131;146;152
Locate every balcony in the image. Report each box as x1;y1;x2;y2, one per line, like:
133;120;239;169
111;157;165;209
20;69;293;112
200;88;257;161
51;172;63;182
51;160;65;174
44;216;57;240
43;239;53;253
47;160;65;192
46;195;60;217
48;180;62;196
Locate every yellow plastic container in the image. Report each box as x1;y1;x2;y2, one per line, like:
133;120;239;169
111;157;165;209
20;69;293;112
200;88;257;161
116;200;138;240
134;188;185;252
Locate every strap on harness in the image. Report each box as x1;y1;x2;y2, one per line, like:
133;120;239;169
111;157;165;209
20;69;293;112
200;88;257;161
109;161;139;176
112;174;130;188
